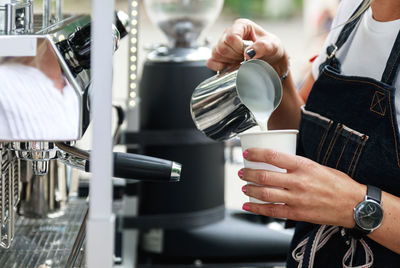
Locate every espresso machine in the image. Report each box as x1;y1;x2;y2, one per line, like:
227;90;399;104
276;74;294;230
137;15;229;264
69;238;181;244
0;0;182;267
121;0;294;267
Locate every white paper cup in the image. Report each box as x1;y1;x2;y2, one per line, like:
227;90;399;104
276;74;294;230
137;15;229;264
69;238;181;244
239;129;298;204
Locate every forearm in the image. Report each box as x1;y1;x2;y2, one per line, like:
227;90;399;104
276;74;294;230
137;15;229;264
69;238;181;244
268;72;304;130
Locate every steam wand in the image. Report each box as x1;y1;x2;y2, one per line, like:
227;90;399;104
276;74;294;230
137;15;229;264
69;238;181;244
55;142;181;182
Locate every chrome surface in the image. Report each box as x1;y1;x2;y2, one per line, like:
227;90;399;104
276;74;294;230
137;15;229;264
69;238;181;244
0;199;87;267
112;24;120;51
0;143;20;249
0;15;92;141
19;160;68;218
43;0;63;28
146;45;211;62
0;14;123;141
144;0;223;48
55;142;89;161
190;64;255;141
116;10;129;30
190;59;282;141
65;209;87;268
0;0;34;34
170;162;182;182
43;0;50;28
55;142;88;171
8;142;57;175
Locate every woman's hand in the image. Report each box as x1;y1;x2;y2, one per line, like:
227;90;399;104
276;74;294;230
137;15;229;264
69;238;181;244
206;18;290;78
239;148;365;228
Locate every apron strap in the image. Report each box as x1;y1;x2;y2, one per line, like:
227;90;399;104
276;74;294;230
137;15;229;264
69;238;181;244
321;1;367;72
333;2;366;53
381;30;400;85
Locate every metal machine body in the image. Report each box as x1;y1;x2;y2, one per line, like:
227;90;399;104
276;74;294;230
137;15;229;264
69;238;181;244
0;1;182;267
0;0;93;256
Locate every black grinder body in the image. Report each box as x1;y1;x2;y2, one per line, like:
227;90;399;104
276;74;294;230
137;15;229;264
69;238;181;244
136;59;225;223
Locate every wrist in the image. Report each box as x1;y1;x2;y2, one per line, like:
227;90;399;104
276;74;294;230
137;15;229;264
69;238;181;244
344;183;366;229
272;53;290;81
350;185;384;237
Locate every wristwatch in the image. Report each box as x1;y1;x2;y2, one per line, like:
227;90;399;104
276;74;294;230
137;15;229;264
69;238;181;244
352;185;384;238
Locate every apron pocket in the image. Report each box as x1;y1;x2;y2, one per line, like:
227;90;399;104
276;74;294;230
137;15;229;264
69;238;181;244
300;106;369;177
324;124;369;177
299;106;333;162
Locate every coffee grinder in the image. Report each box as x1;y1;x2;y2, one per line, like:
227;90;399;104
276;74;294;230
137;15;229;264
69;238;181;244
123;0;293;266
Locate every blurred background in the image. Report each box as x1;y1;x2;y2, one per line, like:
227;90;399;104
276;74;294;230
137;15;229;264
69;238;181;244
72;0;340;210
55;0;341;210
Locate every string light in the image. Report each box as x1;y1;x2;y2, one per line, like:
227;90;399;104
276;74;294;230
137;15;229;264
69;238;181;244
129;91;137;98
128;0;139;110
129;100;136;107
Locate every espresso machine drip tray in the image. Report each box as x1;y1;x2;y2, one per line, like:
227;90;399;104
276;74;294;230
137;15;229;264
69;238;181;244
0;199;87;268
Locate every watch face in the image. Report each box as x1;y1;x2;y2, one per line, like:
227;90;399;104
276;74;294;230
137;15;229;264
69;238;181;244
354;200;383;230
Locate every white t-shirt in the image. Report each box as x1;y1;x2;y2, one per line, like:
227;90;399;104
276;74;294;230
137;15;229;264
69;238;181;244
0;64;80;141
312;0;400;129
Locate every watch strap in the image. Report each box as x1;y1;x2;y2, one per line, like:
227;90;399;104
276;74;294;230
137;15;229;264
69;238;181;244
367;184;381;204
349;222;371;239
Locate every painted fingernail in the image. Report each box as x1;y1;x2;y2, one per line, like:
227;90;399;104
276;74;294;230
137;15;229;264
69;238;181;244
238;169;243;178
246;49;256;59
242;203;250;211
241;185;247;193
243;150;248;159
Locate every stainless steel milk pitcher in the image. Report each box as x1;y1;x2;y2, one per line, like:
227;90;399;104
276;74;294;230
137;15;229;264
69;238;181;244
190;59;282;141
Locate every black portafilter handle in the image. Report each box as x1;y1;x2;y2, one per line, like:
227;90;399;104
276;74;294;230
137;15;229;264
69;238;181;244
85;152;182;182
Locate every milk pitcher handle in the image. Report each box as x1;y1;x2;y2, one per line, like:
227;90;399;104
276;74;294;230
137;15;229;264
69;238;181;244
216;40;254;75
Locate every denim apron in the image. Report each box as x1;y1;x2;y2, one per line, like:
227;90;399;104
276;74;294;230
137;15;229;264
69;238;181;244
286;4;400;268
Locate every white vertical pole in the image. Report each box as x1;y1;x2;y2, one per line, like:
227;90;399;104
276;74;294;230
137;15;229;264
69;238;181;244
87;0;115;267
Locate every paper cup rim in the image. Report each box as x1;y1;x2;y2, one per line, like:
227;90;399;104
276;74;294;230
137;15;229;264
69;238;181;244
238;129;299;138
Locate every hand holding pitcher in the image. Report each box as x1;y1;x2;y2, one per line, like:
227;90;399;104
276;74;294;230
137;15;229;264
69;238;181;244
206;18;290;79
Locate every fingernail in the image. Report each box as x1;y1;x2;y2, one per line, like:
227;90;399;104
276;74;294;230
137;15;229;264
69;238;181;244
243;150;248;159
246;49;256;59
241;185;247;193
242;203;250;211
238;169;243;178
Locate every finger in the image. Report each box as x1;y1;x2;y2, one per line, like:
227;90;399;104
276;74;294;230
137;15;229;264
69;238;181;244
206;59;227;72
223;32;246;56
243;184;290;204
242;202;291;219
240;168;292;189
211;46;242;63
245;148;299;170
250;35;285;63
222;21;253;56
216;32;245;60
